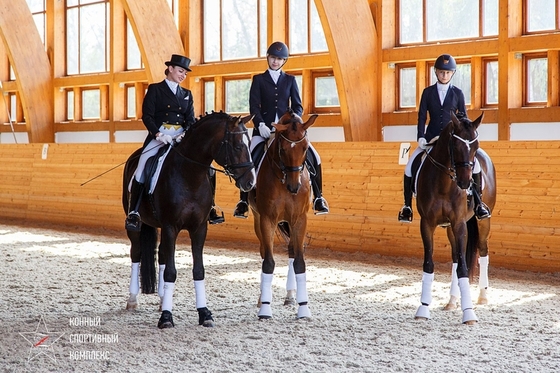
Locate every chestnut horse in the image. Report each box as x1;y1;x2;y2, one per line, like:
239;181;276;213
122;111;255;328
414;112;496;324
248;110;318;320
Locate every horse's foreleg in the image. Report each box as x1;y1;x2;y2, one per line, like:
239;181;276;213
291;221;311;319
477;255;489;304
258;219;276;320
191;227;214;327
415;219;435;320
284;258;297;306
158;264;165;310
455;223;478;325
158;229;178;329
444;262;460;311
126;262;140;310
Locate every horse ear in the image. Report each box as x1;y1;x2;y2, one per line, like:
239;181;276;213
241;114;254;125
273;122;290;132
471;112;484;129
303;114;319;130
450;111;460;126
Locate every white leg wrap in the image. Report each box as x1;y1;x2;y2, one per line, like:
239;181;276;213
478;256;489;289
286;258;296;291
129;262;140;295
260;273;273;303
258;273;274;318
194;280;207;309
458;277;474;311
295;273;308;304
450;263;460;297
161;282;175;312
158;265;166;299
295;273;311;318
420;272;434;305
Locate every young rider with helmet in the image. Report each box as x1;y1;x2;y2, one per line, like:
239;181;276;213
398;54;491;223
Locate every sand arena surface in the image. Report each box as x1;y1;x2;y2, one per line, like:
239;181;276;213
0;222;559;372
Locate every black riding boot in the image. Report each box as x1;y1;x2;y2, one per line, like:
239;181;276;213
125;179;144;232
472;172;491;220
208;171;225;225
310;163;329;215
234;141;265;219
398;175;413;223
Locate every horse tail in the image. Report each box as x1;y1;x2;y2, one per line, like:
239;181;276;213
140;224;157;294
466;216;479;281
277;222;290;242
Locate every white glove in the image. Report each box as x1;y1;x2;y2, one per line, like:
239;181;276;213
258;122;271;139
418;137;427;150
156;133;173;145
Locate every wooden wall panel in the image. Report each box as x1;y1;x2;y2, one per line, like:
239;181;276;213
0;141;559;273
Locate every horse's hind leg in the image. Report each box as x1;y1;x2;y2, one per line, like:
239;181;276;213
444;228;460;311
475;219;491;305
126;233;142;310
126;261;140;310
443;262;460;311
284;256;297;306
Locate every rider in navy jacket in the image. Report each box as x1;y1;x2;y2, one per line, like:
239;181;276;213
233;41;330;218
398;54;491;223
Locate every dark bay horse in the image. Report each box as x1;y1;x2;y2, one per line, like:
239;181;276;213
248;110;318;320
122;111;255;328
414;112;496;325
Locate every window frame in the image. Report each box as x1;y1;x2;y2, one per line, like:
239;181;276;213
523;53;548;106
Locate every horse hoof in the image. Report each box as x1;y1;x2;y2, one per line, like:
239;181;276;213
297;304;311;319
462;308;478;325
197;307;214;327
158;310;175;329
284;297;296;306
415;305;431;320
477;297;488;305
443;303;458;311
126;302;137;310
258;303;272;319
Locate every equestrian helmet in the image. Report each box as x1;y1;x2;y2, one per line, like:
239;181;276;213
267;42;289;59
434;54;457;71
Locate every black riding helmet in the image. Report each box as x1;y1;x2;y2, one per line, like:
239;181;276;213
434;54;457;71
267;41;289;59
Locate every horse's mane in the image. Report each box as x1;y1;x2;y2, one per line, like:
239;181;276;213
180;111;235;141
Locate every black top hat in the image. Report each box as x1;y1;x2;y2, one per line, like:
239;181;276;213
165;54;192;71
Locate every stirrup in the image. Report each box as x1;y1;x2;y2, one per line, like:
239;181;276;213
475;204;491;220
398;205;413;223
125;211;142;232
233;200;249;219
313;197;329;215
208;206;225;225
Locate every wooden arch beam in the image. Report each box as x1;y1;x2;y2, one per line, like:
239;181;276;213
121;0;185;84
314;0;378;141
0;0;54;143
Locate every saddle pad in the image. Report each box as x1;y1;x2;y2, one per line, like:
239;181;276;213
149;146;173;194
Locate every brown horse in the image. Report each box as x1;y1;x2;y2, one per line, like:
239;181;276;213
122;111;255;328
248;110;318;319
414;112;496;325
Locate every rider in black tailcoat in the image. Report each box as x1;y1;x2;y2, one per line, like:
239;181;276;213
125;54;224;232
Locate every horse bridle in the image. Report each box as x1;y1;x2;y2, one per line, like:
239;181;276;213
273;131;308;184
172;121;254;182
426;130;479;181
